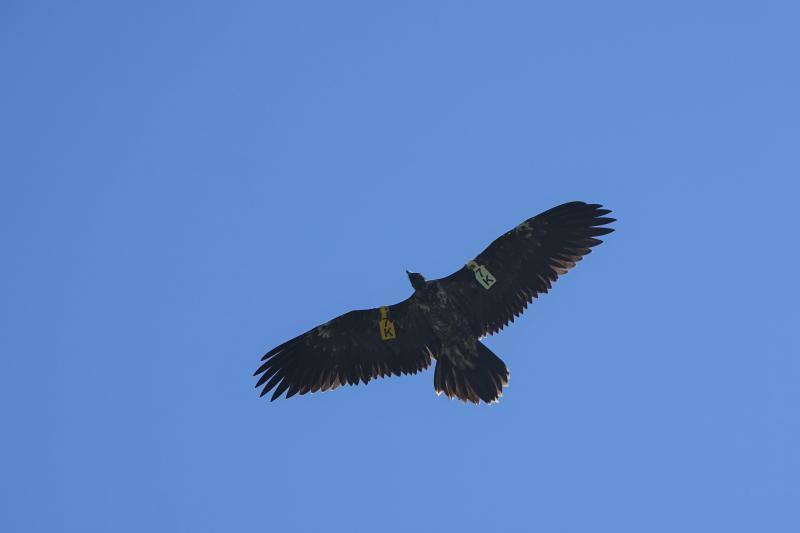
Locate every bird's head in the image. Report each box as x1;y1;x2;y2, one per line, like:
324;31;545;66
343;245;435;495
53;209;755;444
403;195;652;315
406;270;427;291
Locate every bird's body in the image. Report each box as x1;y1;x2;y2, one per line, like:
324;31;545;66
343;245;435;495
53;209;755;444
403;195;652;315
416;280;478;367
254;201;614;404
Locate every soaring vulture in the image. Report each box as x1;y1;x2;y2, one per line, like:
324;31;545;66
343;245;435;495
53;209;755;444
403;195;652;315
254;201;614;404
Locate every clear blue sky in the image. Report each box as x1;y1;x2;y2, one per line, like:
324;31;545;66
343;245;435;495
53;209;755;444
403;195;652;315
2;2;798;532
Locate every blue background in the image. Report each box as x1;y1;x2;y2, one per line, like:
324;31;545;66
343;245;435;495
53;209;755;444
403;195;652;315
2;2;798;531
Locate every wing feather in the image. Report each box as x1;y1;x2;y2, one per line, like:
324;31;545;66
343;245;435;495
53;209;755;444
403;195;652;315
254;296;435;401
436;201;614;337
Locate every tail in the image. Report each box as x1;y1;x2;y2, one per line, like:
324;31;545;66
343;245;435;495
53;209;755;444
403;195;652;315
434;342;510;404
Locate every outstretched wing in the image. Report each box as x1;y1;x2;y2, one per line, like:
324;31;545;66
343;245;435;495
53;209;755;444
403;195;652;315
437;201;614;337
254;296;436;401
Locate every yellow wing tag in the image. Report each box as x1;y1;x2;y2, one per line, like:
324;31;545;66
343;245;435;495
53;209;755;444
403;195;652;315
467;260;496;289
378;306;396;340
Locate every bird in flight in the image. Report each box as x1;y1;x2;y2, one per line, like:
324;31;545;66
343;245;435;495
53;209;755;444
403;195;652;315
254;201;614;404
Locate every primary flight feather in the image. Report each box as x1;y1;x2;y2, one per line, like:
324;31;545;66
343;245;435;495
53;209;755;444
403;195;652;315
254;201;614;404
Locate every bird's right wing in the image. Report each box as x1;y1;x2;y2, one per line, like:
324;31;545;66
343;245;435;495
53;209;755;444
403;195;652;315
435;201;614;337
254;295;436;401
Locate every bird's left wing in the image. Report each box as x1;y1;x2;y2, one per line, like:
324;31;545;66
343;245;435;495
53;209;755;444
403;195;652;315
435;201;614;337
254;295;436;401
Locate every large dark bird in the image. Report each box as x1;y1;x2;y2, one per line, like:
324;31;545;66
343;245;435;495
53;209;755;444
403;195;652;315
255;201;614;404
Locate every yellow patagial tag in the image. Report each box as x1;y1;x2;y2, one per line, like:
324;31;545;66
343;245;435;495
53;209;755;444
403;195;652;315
467;260;496;289
378;306;396;340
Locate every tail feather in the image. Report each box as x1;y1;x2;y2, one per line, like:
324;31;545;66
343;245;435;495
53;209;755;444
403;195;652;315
434;342;509;404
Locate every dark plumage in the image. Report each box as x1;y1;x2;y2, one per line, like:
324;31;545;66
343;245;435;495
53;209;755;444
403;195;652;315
254;201;615;404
